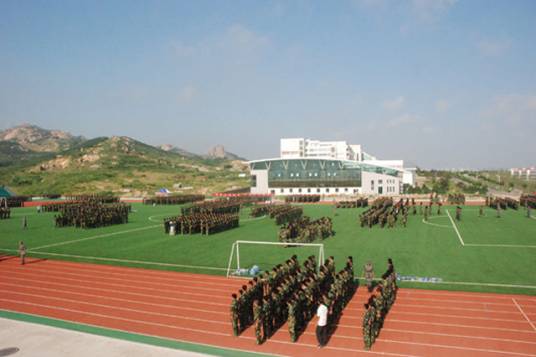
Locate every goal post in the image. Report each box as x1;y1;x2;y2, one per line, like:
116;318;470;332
226;240;325;278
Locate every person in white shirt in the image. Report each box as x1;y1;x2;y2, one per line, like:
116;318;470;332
316;296;329;347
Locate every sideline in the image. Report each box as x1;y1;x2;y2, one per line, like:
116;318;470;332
0;249;227;271
513;298;536;332
445;209;465;246
30;225;161;251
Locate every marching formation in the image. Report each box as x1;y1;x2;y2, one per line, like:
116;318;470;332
335;198;368;209
54;201;130;228
164;212;239;235
278;216;334;243
362;259;398;350
181;201;240;215
359;198;411;228
285;195;321;203
230;255;355;346
143;194;204;205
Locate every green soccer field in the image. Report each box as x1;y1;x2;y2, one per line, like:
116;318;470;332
1;203;535;295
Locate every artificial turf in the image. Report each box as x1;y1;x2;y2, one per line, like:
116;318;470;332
1;203;535;295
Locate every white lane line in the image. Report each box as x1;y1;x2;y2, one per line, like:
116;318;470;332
0;281;227;316
380;338;536;357
30;225;161;251
0;274;229;307
421;218;451;228
513;298;536;332
466;244;536;249
4;267;232;294
0;290;229;326
0;250;228;271
446;209;465;246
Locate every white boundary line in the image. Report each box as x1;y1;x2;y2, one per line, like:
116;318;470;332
466;243;536;249
30;225;161;251
446;209;465;246
421;218;451;229
513;298;536;332
0;249;228;271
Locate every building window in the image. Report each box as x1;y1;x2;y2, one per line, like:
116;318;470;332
317;188;321;193
309;173;313;177
307;188;311;193
289;188;293;193
271;190;275;195
344;188;348;192
335;188;339;193
326;188;330;193
290;173;294;177
333;172;337;176
296;173;300;177
327;172;331;177
280;189;284;193
298;188;302;193
314;173;318;177
378;180;383;185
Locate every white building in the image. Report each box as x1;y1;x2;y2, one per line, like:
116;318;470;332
249;138;415;196
510;167;536;181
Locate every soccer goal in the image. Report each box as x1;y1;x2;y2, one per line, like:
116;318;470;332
226;240;325;278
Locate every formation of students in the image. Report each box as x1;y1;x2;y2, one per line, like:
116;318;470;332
285;195;321;203
54;201;130;228
362;259;398;350
143;195;204;205
164;212;239;235
278;216;334;243
359;198;411;228
181;201;240;215
230;255;355;345
335;198;368;209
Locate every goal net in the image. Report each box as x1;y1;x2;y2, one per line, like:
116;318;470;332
226;240;325;278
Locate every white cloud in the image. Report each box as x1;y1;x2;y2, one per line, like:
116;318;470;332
386;113;418;128
477;38;511;57
484;94;536;125
411;0;457;23
383;96;406;111
435;99;449;113
177;85;197;104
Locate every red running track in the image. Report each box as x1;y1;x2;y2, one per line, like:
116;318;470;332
0;257;535;357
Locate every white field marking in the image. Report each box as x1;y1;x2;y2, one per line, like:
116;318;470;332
386;318;536;334
20;262;239;289
2;270;230;302
0;304;414;357
241;215;267;222
446;209;465;246
0;309;286;357
466;243;536;249
402;279;536;290
0;289;230;326
345;302;519;315
421;218;451;228
30;224;161;251
295;326;536;346
380;338;536;357
7;267;234;295
41;258;238;284
513;298;536;332
337;309;525;323
0;281;228;316
0;274;229;308
9;250;229;271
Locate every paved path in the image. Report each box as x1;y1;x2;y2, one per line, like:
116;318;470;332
0;317;211;357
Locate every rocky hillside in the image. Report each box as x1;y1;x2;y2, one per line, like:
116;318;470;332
0;124;85;152
207;144;246;161
0;132;249;196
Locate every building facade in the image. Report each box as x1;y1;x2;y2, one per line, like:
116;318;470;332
249;158;403;196
510;167;536;181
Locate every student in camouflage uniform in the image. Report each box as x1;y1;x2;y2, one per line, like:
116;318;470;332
479;205;484;217
362;303;375;350
455;206;462;221
253;299;263;344
230;294;240;336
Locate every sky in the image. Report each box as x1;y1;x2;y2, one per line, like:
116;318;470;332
1;0;535;169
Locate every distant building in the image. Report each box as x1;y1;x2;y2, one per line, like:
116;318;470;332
249;138;415;196
510;167;536;181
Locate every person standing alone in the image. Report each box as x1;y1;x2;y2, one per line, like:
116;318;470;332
316;296;329;347
18;241;26;265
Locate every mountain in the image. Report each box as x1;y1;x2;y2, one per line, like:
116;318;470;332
0;133;249;196
0;124;85;152
207;144;246;161
158;144;200;158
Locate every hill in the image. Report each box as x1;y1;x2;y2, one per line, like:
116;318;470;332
207;144;246;161
0;124;85;152
0;135;249;196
